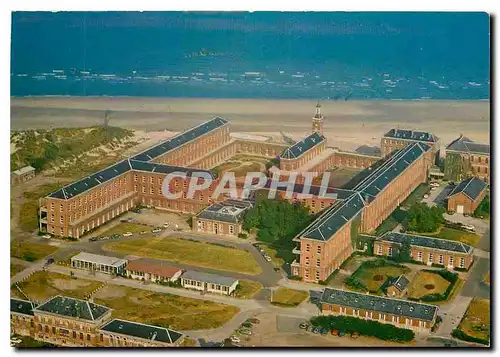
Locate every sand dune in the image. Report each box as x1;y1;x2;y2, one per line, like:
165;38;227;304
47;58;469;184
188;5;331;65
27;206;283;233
10;97;490;152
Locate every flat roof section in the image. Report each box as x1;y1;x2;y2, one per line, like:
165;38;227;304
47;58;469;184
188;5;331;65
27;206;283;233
71;252;128;267
100;319;183;345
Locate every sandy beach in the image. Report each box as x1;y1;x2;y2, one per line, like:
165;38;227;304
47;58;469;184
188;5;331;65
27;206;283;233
10;97;490;152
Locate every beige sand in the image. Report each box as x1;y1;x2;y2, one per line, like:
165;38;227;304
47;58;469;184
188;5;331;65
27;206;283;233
11;97;490;152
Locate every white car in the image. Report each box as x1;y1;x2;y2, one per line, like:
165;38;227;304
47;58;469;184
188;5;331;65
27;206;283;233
152;228;162;233
462;224;475;231
123;232;133;237
230;336;241;343
265;256;272;262
10;338;22;344
430;182;440;188
163;223;170;228
423;194;430;199
42;234;51;239
430;186;438;191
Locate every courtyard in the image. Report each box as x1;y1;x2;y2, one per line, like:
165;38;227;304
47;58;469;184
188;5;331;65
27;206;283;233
406;271;451;299
346;259;411;293
103;236;263;275
93;285;240;331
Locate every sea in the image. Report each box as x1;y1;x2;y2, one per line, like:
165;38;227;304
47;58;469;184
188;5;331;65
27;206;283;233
10;12;490;100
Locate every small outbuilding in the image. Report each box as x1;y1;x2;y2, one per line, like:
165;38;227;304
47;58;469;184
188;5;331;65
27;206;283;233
447;177;488;215
386;275;410;297
180;271;239;296
11;166;36;185
125;259;182;283
71;252;128;275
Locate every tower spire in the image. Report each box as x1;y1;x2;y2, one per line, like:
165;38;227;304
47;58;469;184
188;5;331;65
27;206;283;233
312;100;324;135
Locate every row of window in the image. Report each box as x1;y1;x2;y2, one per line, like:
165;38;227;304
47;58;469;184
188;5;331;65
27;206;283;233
377;245;466;267
337;307;425;328
305;244;322;254
183;279;229;291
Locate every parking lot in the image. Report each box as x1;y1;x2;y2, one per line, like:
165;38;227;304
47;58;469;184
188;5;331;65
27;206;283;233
421;181;453;207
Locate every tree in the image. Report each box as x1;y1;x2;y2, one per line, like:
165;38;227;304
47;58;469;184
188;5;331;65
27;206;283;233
398;241;412;262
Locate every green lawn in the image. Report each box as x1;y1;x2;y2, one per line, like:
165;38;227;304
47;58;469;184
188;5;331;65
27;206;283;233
421;227;480;247
104;237;262;275
18;201;40;232
375;207;407;235
12;271;102;302
94;285;239;331
235;280;263;299
271;287;308;307
348;260;411;292
407;271;451;299
10;241;58;262
261;245;284;266
457;299;490;343
401;183;430;209
100;222;152;236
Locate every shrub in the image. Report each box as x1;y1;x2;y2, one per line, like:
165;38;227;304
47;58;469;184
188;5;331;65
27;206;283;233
311;315;414;342
452;328;489;346
344;276;368;291
237;233;248;239
289;275;302;281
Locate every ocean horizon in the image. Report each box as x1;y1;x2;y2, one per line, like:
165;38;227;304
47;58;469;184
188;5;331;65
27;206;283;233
11;12;490;100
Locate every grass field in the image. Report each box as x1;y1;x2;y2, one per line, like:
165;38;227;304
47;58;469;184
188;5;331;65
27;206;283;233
422;227;480;247
458;298;490;342
235;280;263;299
349;262;411;292
313;167;363;188
10;241;58;262
100;222;152;236
104;237;262;275
271;287;308;307
407;271;451;299
11;271;102;302
94;285;239;330
10;263;25;277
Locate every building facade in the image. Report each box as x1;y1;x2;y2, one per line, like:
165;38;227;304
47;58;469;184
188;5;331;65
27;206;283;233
125;259;182;283
312;101;324;135
11;298;35;337
11;166;36;185
381;129;440;164
320;288;438;332
444;134;490;183
447;177;488;215
374;232;474;270
71;252;128;275
180;271;239;296
194;200;252;236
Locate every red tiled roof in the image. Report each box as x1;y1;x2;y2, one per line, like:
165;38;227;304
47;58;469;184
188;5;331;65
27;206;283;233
126;260;181;278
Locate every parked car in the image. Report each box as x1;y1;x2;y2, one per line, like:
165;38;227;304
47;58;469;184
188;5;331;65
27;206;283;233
42;234;51;239
163;223;170;228
462;224;475;232
140;231;148;234
320;328;329;335
122;232;133;237
299;323;309;330
330;329;339;336
338;331;346;337
238;329;252;335
264;256;272;262
230;336;241;343
89;237;99;242
350;332;360;339
247;318;260;324
430;182;440;188
430;186;438;191
241;322;252;328
423;194;430;199
46;258;55;265
101;236;110;240
312;327;321;334
10;338;22;344
111;234;121;239
152;228;162;233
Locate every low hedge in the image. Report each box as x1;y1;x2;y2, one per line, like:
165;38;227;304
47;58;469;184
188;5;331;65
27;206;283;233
344;276;368;292
311;315;415;343
451;328;489;346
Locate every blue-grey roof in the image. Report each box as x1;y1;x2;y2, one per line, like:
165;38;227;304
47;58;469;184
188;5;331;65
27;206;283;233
300;192;364;241
280;132;325;159
446;135;490;155
389;275;410;292
48;117;226;200
448;177;488;201
384;129;437;143
197;200;252;223
378;232;473;254
131;117;228;161
263;179;355;200
50;159;132;199
34;295;110;321
181;271;238;286
354;142;430;201
100;319;183;345
129;160;214;178
11;298;35;316
321;288;438;322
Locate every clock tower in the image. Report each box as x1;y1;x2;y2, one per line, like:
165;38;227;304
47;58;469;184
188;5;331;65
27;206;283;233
312;101;324;135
